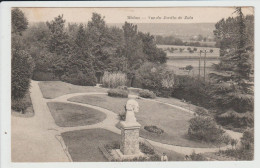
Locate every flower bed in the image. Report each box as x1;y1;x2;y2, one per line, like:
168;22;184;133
144;125;164;135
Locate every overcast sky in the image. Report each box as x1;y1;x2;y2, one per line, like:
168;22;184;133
20;7;254;24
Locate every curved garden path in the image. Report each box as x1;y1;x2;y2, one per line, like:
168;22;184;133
12;80;243;162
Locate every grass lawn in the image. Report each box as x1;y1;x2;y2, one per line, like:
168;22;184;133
39;81;108;99
11;91;34;118
155;97;198;112
61;128;120;162
47;102;106;127
68;95;216;148
155;146;185;161
61;128;185;162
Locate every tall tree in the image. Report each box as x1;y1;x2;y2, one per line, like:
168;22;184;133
209;7;254;128
11;8;28;35
46;15;71;56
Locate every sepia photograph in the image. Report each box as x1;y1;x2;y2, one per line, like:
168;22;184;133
2;3;256;164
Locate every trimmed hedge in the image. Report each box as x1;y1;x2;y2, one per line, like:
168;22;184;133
32;71;58;81
139;89;156;99
107;89;128;98
61;71;97;86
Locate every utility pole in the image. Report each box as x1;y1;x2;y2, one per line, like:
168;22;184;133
199;50;201;79
204;49;207;82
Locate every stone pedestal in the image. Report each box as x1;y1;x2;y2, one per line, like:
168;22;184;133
120;121;141;156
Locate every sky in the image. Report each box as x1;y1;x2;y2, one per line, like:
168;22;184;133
20;7;254;24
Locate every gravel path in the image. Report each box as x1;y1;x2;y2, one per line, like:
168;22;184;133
12;80;69;162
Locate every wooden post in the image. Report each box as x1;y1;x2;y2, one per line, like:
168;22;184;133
199;50;201;79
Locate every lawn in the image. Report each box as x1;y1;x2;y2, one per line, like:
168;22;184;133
61;128;119;162
61;128;185;162
68;95;216;148
39;81;108;99
155;96;198;112
47;102;106;127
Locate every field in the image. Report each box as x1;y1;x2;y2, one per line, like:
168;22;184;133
157;45;220;58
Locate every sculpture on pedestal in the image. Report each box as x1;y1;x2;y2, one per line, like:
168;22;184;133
118;99;143;158
125;99;139;123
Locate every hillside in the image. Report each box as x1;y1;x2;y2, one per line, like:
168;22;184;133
108;23;215;39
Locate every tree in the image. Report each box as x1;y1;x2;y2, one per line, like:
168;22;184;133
12;50;34;100
185;65;193;75
11;8;28;35
11;8;34;101
209;7;254;128
46;15;71;56
138;32;167;64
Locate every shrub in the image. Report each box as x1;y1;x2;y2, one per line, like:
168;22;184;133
108;88;128;98
12;50;35;100
189;151;207;161
241;129;254;150
188;116;225;143
11;98;30;113
118;111;126;121
102;71;127;88
139;89;156;99
144;125;164;135
139;142;155;155
32;71;58;81
194;107;209;116
61;71;97;86
135;62;174;96
104;141;120;152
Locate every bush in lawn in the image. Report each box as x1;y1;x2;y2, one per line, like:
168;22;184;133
102;71;127;88
12;50;34;100
194;107;209;117
188;116;225;143
144;125;164;135
108;88;128;98
139;89;156;99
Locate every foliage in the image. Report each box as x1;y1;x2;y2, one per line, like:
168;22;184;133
144;125;164;135
104;141;120;152
209;8;254;129
101;71;127;88
139;142;155;155
218;128;254;160
189;151;207;161
135;62;175;96
173;75;210;108
139;89;156;99
118;111;126;121
11;97;30;113
241;128;254;150
46;15;71;56
61;70;97;86
11;50;35;100
32;71;59;81
188;116;225;143
11;8;28;35
107;88;128;98
219;148;253;160
194;107;209;116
